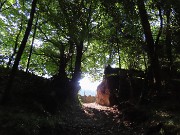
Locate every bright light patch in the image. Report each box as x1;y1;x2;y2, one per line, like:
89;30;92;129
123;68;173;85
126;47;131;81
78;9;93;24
34;39;43;48
79;76;100;96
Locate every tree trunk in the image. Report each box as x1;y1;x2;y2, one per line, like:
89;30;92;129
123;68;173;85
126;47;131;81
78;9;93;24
137;0;161;93
1;0;38;105
72;41;83;83
116;28;121;69
58;44;67;78
165;9;172;73
7;16;23;68
68;40;75;78
26;14;39;73
70;41;83;98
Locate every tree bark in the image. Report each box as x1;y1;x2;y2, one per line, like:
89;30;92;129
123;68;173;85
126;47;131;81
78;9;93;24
72;41;83;83
1;0;38;104
26;14;39;73
116;28;121;69
137;0;161;93
58;44;67;78
165;9;172;72
7;16;23;68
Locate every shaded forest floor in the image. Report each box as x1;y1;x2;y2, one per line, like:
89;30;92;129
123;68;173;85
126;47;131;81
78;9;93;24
1;99;180;135
82;102;180;135
0;67;180;135
50;100;180;135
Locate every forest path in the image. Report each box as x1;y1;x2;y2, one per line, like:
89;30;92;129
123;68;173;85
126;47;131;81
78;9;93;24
60;103;136;135
80;103;122;134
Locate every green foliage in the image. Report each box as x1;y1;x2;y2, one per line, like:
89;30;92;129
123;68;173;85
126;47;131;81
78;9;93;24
0;1;180;134
0;0;180;80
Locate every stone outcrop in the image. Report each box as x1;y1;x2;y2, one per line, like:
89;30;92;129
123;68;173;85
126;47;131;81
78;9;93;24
96;65;145;106
96;80;110;106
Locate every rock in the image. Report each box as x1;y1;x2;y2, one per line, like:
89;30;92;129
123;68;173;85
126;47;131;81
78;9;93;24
96;66;145;106
96;79;110;106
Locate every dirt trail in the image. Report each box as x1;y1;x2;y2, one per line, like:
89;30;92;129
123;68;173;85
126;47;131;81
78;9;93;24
59;103;136;135
44;99;180;135
80;103;122;134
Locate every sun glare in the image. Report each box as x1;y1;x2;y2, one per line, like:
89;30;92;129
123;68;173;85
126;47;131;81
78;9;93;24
79;76;100;96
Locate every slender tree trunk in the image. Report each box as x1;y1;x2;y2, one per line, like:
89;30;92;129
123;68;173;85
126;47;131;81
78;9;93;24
58;44;67;78
165;9;172;73
137;0;161;93
154;3;163;92
7;16;23;68
72;41;83;83
68;40;74;78
1;0;38;105
26;14;38;73
69;41;83;99
116;28;121;69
